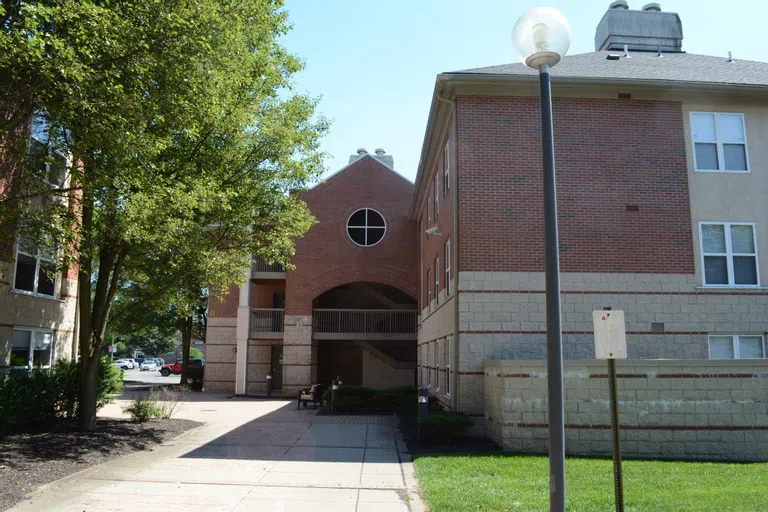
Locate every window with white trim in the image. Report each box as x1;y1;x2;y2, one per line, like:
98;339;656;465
14;237;57;297
700;222;758;287
418;345;424;386
444;240;451;296
426;268;431;310
434;177;439;217
427;343;432;388
346;208;386;247
443;141;450;197
434;257;440;306
28;116;68;188
709;335;766;359
691;112;749;172
434;339;440;391
10;329;53;368
445;335;452;396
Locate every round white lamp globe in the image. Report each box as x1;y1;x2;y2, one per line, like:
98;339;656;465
511;7;571;69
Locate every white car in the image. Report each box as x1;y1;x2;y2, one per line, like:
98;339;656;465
140;359;159;371
114;359;134;369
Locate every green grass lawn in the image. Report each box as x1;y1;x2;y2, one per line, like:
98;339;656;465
413;453;768;511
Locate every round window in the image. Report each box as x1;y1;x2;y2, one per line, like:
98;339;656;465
347;208;386;247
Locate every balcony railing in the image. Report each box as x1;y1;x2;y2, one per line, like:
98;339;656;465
250;308;285;337
252;257;285;278
313;309;417;339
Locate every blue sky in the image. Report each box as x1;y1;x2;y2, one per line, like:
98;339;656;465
281;1;768;182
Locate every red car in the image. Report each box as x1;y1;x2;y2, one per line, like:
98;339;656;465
160;358;205;377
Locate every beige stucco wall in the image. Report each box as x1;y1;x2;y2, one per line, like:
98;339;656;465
361;350;413;389
682;98;768;287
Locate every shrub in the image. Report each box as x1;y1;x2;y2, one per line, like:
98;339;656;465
331;395;364;413
123;394;163;422
418;412;473;444
0;357;123;433
189;347;204;359
152;385;188;419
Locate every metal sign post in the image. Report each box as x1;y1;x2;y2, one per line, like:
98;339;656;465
593;308;627;512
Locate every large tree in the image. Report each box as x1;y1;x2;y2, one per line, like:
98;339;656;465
0;0;326;429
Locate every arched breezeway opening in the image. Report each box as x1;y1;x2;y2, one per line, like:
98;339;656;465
312;283;417;388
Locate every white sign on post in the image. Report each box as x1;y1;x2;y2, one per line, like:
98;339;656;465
593;310;627;359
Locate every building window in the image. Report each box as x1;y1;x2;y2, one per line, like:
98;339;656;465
434;339;439;391
443;141;450;197
445;335;452;396
444;240;451;296
700;222;758;287
427;343;432;388
691;112;749;172
434;177;439;217
426;269;431;309
14;238;57;297
434;257;440;305
28;116;68;188
10;329;53;368
709;335;765;359
346;208;386;247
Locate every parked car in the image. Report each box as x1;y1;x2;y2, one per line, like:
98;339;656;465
160;358;205;376
124;358;138;369
154;358;165;366
160;358;205;391
140;359;159;371
135;357;146;366
114;359;133;369
112;360;128;371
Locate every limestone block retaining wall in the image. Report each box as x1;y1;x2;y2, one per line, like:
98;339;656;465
204;317;236;392
484;359;768;461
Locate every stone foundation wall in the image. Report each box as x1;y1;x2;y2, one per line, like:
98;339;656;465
282;315;314;396
484;359;768;461
247;340;279;394
204;317;236;392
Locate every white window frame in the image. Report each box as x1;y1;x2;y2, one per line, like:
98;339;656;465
434;339;440;392
443;141;450;197
708;335;766;359
426;268;431;311
427;343;432;388
434;257;440;306
444;240;451;297
445;335;452;397
699;222;760;288
10;328;54;369
13;239;59;298
690;112;750;173
346;208;386;247
434;177;439;217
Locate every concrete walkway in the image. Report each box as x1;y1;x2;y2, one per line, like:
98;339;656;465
10;393;424;512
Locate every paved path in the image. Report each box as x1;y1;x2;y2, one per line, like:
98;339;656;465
10;394;423;512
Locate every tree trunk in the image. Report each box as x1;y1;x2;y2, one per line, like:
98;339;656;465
78;351;101;430
76;179;96;431
180;316;193;384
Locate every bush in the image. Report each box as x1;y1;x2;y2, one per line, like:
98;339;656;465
123;394;163;422
152;385;187;419
0;357;123;433
418;412;473;444
330;395;364;413
189;347;204;359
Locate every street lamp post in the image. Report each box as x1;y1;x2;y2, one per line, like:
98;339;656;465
511;7;571;512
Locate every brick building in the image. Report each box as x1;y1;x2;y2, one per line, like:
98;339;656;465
206;4;768;458
0;118;78;372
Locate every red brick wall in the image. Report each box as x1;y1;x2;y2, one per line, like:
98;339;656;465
251;282;285;308
420;128;455;310
457;96;694;273
209;284;239;318
285;156;418;315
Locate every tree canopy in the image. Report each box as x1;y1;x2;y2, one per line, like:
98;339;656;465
1;0;327;429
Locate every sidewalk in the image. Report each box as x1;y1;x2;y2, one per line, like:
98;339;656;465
9;394;424;512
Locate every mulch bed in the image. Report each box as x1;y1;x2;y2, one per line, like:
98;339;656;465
0;418;202;511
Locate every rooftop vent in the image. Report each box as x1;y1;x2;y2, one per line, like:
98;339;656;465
348;147;394;168
595;2;682;52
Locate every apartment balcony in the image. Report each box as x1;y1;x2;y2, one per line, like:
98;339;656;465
312;309;418;341
251;257;286;280
250;308;285;338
